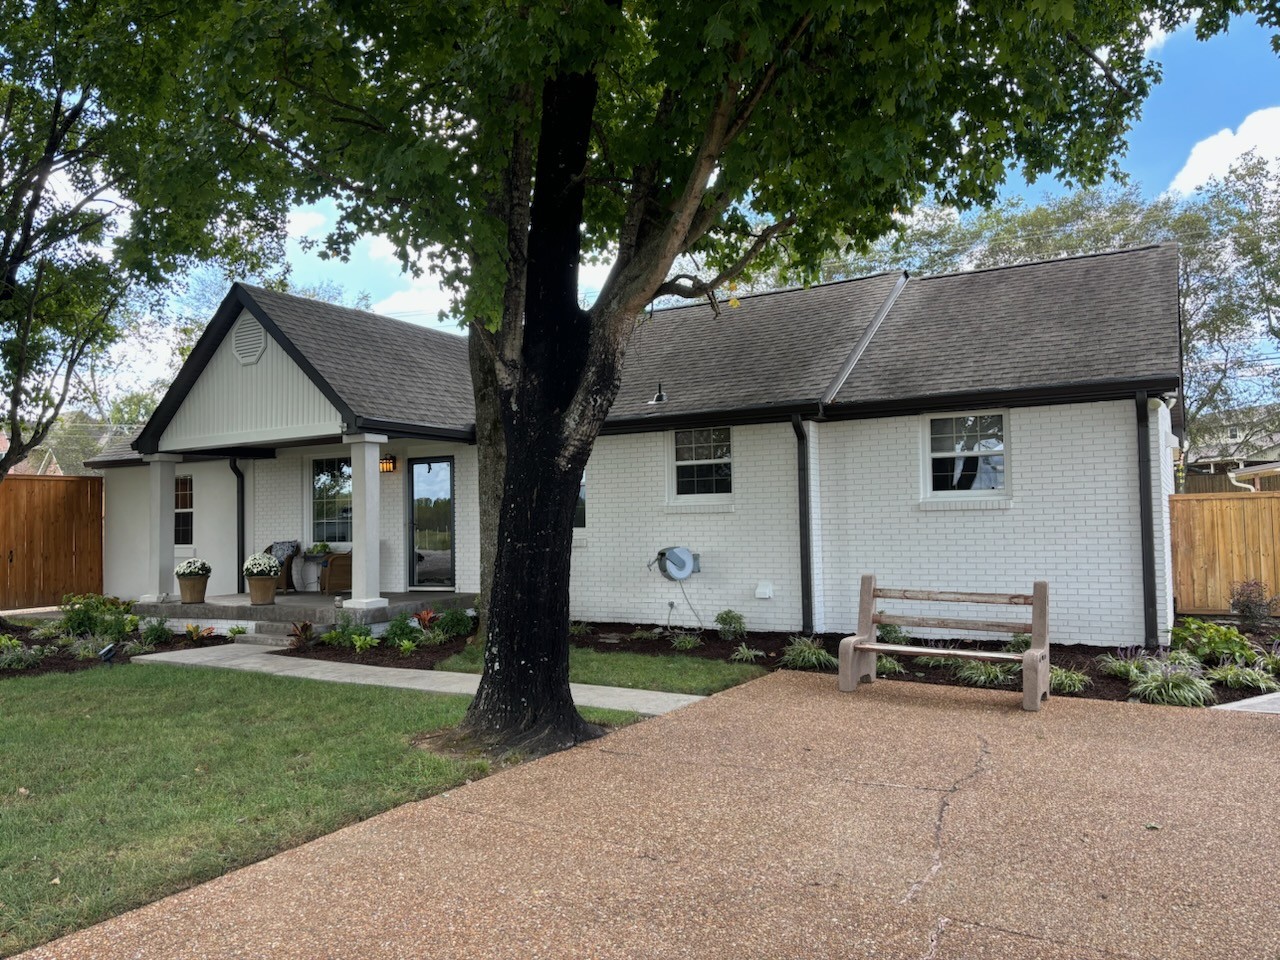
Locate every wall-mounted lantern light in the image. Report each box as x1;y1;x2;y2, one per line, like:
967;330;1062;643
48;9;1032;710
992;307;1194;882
379;455;397;474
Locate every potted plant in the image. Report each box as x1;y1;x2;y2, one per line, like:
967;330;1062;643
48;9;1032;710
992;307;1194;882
304;541;331;557
174;558;212;604
243;552;282;605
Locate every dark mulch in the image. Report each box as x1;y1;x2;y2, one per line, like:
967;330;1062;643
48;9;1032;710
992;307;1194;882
0;622;225;681
274;635;471;670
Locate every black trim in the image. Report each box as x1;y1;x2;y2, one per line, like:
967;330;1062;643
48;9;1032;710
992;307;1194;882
602;402;822;435
1136;391;1160;650
134;284;357;455
791;415;813;635
407;456;457;589
230;459;246;593
355;418;477;444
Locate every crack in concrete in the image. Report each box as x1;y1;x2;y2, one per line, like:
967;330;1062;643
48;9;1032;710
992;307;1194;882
920;916;951;960
946;918;1145;959
899;735;991;905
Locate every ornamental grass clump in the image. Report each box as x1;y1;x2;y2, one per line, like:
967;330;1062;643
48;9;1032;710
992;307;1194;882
1205;661;1280;693
953;660;1019;687
1130;661;1217;708
1049;666;1091;695
778;636;838;671
0;636;51;670
729;643;765;663
917;641;963;670
1096;646;1154;683
669;632;703;651
876;654;906;676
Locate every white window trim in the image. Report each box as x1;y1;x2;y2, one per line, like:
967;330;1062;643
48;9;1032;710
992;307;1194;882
666;427;735;508
919;409;1012;503
306;453;354;550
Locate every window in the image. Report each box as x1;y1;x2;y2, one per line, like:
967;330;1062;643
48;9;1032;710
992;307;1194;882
674;427;732;495
174;476;194;545
927;413;1006;494
574;471;586;528
1228;425;1241;441
312;457;353;542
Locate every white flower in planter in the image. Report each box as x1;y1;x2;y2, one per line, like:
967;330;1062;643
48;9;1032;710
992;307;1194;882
175;558;212;578
243;553;282;579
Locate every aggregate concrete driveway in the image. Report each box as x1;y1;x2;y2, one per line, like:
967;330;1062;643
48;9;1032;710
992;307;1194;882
22;672;1280;960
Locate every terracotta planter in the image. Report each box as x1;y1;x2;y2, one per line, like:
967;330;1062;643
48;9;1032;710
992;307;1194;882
246;575;277;606
178;575;209;604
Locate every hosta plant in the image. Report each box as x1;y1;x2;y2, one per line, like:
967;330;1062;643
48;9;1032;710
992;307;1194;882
174;557;212;578
242;552;282;579
1170;617;1256;665
350;630;380;654
394;636;420;656
778;636;838;671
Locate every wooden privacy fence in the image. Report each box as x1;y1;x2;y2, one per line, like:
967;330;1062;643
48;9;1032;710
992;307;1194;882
0;475;103;610
1170;491;1280;615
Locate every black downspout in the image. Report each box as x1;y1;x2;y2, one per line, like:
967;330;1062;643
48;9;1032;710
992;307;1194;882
229;458;246;593
1135;392;1159;650
791;415;814;635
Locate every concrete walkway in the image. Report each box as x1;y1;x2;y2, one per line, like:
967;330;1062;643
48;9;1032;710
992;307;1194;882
1215;689;1280;713
134;643;704;716
21;672;1278;960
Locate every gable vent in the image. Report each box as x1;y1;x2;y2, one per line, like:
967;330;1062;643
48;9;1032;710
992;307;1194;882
232;318;267;366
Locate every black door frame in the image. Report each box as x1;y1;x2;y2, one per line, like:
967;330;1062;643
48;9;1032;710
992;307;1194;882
407;456;456;590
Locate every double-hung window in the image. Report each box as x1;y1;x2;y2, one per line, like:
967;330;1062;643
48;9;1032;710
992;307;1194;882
926;413;1007;495
174;476;194;545
674;428;732;496
312;457;353;542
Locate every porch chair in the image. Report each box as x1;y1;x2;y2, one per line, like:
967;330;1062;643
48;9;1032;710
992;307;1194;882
319;551;353;594
262;540;301;593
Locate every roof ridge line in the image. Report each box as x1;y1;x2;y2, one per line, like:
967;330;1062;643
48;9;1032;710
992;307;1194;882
237;282;466;343
913;243;1172;282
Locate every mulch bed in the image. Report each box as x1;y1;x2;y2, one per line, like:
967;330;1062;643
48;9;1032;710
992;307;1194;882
0;620;225;681
274;636;471;670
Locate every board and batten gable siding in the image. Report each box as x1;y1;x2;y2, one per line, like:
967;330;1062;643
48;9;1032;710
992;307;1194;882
569;422;803;632
103;461;242;599
816;399;1173;647
159;310;345;451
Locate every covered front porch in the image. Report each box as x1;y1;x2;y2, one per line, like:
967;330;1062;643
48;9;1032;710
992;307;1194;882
134;590;477;634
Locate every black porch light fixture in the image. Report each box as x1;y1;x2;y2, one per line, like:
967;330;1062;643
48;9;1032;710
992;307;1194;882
379;455;397;473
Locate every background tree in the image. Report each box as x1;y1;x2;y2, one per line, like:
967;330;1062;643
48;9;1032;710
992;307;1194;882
111;0;1270;752
0;1;290;482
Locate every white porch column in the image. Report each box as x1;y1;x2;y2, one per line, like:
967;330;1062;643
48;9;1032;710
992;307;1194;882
343;433;389;610
140;454;183;602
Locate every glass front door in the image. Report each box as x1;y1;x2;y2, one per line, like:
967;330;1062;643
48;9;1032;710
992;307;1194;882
410;458;454;588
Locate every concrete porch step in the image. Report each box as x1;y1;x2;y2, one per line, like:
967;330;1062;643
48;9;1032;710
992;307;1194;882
234;635;289;649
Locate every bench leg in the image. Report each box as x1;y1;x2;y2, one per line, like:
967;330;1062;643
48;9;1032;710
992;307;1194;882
838;636;877;692
1022;649;1050;712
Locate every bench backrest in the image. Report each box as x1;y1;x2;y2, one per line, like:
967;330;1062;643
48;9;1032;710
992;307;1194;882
856;574;1048;650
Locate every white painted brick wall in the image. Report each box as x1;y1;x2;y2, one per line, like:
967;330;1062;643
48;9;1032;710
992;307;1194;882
1153;401;1176;643
817;400;1165;647
569;423;802;632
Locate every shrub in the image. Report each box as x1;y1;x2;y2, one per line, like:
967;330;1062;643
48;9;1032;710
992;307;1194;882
60;594;132;639
876;654;906;676
876;618;910;644
287;621;315;651
1003;633;1032;654
1096;647;1152;683
436;609;474;638
1171;617;1257;665
729;643;765;663
568;621;592;637
1205;661;1280;693
382;613;420;649
778;636;838;671
714;609;747;642
1230;579;1278;633
1049;666;1091;695
0;634;20;651
670;632;703;651
140;617;173;647
1130;662;1217;707
953;660;1019;687
227;625;247;637
320;613;363;648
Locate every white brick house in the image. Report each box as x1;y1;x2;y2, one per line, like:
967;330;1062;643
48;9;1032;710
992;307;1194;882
90;245;1181;647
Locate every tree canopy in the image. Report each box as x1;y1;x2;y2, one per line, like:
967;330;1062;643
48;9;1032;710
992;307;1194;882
44;0;1277;749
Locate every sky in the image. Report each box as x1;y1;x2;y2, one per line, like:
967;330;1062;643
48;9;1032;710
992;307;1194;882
272;15;1280;339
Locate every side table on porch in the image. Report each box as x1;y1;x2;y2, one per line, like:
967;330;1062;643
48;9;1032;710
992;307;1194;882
299;554;326;592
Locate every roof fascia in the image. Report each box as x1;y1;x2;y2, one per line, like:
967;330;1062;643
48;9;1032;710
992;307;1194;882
133;285;356;455
354;418;477;444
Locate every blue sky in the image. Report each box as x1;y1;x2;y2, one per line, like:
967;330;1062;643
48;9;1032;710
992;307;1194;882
282;16;1280;333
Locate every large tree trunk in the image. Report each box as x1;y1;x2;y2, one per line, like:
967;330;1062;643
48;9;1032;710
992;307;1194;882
468;328;505;642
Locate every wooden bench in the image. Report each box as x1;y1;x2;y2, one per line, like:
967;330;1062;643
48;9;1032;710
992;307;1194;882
837;575;1050;712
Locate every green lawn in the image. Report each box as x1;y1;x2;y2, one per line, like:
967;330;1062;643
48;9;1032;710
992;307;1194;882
438;643;768;695
0;665;633;957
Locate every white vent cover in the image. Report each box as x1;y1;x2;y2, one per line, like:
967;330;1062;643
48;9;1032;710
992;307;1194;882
232;318;267;366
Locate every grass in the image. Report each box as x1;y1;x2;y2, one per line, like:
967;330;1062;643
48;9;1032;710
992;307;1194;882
438;642;767;695
0;665;634;957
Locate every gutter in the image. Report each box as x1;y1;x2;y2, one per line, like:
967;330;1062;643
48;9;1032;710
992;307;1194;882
229;458;246;593
791;415;813;634
1135;391;1159;650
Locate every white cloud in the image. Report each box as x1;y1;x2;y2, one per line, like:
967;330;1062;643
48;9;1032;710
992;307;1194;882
287;208;327;239
1169;106;1280;194
372;274;458;328
1144;13;1196;55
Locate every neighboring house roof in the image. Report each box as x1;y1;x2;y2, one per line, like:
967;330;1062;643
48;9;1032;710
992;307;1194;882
85;427;145;469
0;434;63;475
119;243;1179;465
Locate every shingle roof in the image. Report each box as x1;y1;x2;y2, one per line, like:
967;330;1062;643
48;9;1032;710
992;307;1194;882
238;285;474;433
831;244;1180;406
85;427;143;467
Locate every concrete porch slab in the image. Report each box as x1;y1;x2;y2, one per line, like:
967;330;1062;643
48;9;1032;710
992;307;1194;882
134;590;475;625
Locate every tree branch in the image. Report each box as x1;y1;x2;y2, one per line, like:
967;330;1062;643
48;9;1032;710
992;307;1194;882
1063;30;1135;99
